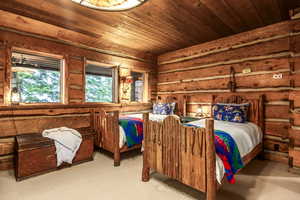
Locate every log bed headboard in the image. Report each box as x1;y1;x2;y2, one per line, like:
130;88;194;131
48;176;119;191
212;94;265;130
155;95;187;117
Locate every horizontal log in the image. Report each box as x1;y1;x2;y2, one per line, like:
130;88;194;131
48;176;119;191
292;109;300;114
0;137;15;155
158;68;290;86
158;72;291;92
159;52;291;74
265;118;290;123
0;102;151;111
187;102;212;105
186;104;289;118
264;139;288;153
291;34;300;53
265;121;289;138
0;29;154;72
265;105;289;119
158;21;291;64
292;113;300;126
289;149;300;167
69;85;83;90
159;37;290;73
264;150;288;164
156;87;297;95
0;107;92;117
265;101;290;106
291;9;300;20
68;57;84;72
289;128;300;146
0;154;13;170
264;135;289;143
159;92;289;105
69;88;84;100
68;73;84;85
0;114;90;137
69;99;83;103
290;97;300;110
121;110;152;115
292;126;300;131
158;58;290;83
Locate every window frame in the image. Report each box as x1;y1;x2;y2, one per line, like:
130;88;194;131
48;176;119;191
129;69;149;103
9;47;65;105
84;60;118;104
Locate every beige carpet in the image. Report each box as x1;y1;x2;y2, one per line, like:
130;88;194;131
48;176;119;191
1;151;300;200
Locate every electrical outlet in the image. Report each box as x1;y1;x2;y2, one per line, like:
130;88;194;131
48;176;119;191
242;68;251;73
273;73;283;79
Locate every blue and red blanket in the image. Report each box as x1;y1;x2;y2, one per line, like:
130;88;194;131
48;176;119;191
119;116;143;147
185;124;244;183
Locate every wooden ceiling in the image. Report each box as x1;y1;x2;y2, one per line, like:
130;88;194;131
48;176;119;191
0;0;299;56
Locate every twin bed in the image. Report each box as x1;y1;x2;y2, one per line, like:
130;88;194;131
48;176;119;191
92;94;264;200
91;96;186;166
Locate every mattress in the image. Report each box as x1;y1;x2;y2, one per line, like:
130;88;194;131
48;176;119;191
118;113;171;148
187;119;263;184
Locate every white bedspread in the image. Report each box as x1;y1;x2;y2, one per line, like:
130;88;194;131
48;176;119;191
42;127;82;167
187;119;263;184
118;113;171;148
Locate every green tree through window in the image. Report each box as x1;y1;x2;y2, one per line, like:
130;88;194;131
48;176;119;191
85;74;112;102
16;70;61;103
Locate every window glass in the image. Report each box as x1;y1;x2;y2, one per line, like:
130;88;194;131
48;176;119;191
85;63;113;102
130;71;144;102
11;51;62;103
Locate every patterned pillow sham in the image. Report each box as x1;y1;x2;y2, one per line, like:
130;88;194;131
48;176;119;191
213;103;249;123
153;103;172;115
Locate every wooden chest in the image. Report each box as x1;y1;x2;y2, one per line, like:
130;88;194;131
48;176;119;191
16;128;95;181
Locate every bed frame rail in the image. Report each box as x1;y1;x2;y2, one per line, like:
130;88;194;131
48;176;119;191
142;113;216;200
91;109;121;166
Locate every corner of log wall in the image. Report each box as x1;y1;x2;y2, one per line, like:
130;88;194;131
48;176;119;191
156;18;300;164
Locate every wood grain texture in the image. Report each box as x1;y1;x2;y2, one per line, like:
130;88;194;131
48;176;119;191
142;95;263;198
156;20;300;163
15;128;95;180
0;0;296;54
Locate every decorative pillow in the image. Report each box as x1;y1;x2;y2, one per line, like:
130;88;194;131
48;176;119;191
153;103;172;115
213;103;249;123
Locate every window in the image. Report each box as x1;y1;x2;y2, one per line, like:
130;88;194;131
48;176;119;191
11;51;63;103
130;71;144;102
85;62;114;102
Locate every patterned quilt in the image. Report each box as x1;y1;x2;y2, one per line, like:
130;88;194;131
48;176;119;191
185;124;244;183
119;116;143;147
214;130;244;183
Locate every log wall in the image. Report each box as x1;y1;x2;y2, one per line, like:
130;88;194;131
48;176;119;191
0;24;156;170
157;19;300;164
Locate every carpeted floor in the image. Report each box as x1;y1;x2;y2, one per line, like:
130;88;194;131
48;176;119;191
1;151;300;200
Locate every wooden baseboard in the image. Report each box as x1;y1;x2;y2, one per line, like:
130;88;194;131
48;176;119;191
288;166;300;174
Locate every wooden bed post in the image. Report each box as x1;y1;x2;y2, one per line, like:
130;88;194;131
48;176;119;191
142;112;150;182
205;118;216;200
113;111;121;167
183;95;187;117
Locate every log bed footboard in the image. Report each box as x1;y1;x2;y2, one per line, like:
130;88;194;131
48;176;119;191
91;109;142;166
142;113;216;200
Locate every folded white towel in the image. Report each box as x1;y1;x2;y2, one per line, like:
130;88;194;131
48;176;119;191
42;127;82;167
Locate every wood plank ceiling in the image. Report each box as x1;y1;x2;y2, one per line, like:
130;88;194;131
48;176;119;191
0;0;299;55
